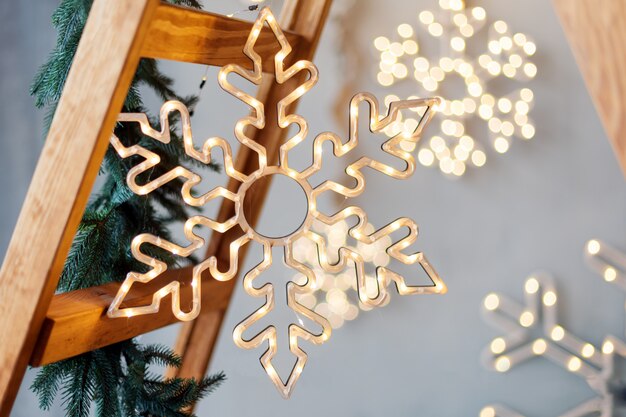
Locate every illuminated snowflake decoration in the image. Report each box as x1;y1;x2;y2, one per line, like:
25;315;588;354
479;240;626;417
373;0;537;177
106;7;446;398
292;219;392;329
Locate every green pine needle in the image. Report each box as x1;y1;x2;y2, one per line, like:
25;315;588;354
30;0;223;415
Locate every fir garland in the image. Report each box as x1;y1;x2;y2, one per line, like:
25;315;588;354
29;1;224;416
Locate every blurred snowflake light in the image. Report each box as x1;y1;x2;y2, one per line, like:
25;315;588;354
374;0;537;177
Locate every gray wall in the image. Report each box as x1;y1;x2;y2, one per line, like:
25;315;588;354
3;1;626;416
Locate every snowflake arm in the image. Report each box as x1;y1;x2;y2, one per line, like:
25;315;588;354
107;102;248;320
218;7;318;174
233;242;331;398
306;206;446;307
108;233;204;320
304;93;438;200
481;273;602;378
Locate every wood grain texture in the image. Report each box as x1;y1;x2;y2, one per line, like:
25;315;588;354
142;3;305;71
30;266;233;366
169;0;334;395
0;0;158;414
553;0;626;176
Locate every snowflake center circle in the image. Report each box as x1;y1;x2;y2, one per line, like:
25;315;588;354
240;170;310;242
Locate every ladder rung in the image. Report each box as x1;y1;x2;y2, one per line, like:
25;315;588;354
141;3;307;71
30;265;233;366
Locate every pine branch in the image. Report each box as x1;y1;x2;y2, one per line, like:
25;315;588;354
31;362;70;410
30;0;224;415
61;356;95;417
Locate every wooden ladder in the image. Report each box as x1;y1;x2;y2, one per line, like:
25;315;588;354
553;0;626;178
0;0;332;414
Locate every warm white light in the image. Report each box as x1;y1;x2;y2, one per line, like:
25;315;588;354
449;0;463;11
468;82;483;97
454;145;469;161
375;2;536;177
551;325;565;341
500;121;514;137
430;67;445;82
604;267;617;282
487;61;501;76
509;54;522;68
523;42;537;55
520;88;534;102
494;137;510;154
453;13;467;27
403;40;418;55
418;148;435;166
581;343;595;358
451;36;466;51
452;160;466;176
428;22;444;37
419;10;435;25
587;240;601;255
430;136;446;152
494;20;508;34
377;72;394;86
397;23;414;38
532;339;547;355
423;77;438;91
519;311;534;327
440;157;454;174
502;64;516;79
514;113;528;126
440;57;454;72
472;7;486;20
488;40;501;54
484;293;500;310
521;124;535;139
471;150;487;167
524;63;537;78
478;105;493;120
414;57;430;73
460;135;474;150
498;98;512;113
567;356;582;372
460;24;474;37
392;63;408;78
542;291;557;306
389;42;404;57
603;340;615;355
480;407;496;417
515;100;530;115
513;33;527;46
495;356;511;372
500;37;513;51
525;277;539;294
374;36;390;51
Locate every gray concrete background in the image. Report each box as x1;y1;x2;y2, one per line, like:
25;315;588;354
3;1;626;416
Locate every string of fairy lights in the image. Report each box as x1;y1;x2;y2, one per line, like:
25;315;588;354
373;0;537;177
292;219;392;329
479;240;626;416
108;6;446;399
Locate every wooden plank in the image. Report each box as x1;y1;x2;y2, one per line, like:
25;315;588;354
30;266;233;366
0;0;158;414
170;0;334;393
141;3;306;71
553;0;626;177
